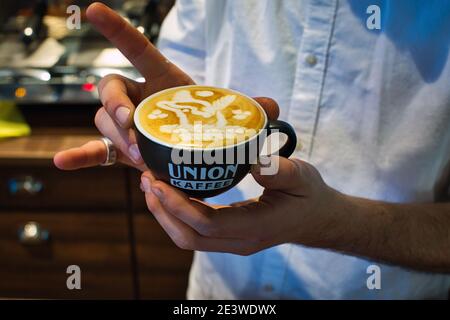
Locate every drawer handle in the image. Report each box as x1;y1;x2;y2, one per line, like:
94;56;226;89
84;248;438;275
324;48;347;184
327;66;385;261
8;176;44;195
18;222;50;245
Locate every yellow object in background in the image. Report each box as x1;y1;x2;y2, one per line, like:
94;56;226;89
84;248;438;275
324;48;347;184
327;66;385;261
0;101;31;139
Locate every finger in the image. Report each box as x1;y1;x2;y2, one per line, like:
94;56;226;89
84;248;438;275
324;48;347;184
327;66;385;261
53;140;147;171
143;181;199;250
141;174;215;235
86;2;171;80
193;197;286;244
53;140;106;170
251;156;306;194
53;140;131;170
98;74;141;128
144;177;262;239
95;107;144;165
142;178;261;255
253;97;280;120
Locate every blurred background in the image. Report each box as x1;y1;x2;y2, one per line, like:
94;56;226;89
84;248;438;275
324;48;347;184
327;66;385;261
0;0;193;299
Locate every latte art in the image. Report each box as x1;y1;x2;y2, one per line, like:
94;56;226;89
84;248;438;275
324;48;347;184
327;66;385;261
139;87;266;148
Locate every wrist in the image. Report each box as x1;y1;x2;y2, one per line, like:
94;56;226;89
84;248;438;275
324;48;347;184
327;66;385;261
297;187;378;251
295;186;348;248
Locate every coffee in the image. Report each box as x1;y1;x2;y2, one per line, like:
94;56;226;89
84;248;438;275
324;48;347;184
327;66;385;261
138;86;266;148
134;85;297;198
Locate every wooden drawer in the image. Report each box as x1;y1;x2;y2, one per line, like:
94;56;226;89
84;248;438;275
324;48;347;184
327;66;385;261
0;212;133;299
0;166;127;211
134;214;193;299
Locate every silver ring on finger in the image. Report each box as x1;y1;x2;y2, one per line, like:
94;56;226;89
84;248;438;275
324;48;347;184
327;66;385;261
99;137;117;166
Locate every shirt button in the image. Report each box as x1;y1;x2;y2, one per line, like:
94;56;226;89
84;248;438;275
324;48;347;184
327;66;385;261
263;284;274;292
305;54;317;66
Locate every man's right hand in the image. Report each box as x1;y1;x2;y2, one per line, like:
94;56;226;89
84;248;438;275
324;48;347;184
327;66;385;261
54;2;281;172
53;2;195;171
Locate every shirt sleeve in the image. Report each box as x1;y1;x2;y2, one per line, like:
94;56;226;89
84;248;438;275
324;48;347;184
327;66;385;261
157;0;206;84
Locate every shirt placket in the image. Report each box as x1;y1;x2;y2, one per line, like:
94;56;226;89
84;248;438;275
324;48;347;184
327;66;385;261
289;0;338;161
257;0;338;299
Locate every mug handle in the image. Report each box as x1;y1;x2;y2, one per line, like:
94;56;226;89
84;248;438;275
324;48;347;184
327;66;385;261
266;120;298;158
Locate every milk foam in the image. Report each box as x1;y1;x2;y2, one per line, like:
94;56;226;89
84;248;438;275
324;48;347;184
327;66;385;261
143;88;263;148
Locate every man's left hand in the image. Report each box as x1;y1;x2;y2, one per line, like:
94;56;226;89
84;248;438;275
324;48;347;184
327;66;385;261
140;156;341;255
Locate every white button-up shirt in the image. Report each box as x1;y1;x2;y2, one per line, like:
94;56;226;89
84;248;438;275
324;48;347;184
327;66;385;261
158;0;450;299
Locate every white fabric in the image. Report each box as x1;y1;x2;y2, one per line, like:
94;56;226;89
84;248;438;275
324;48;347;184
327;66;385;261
158;0;450;299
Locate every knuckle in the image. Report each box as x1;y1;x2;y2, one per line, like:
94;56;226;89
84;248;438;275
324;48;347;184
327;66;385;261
98;74;119;92
88;141;106;164
102;97;121;113
172;234;194;251
145;197;157;212
99;73;122;84
145;196;162;214
258;97;277;106
94;108;107;128
296;159;320;180
289;159;301;177
97;76;108;90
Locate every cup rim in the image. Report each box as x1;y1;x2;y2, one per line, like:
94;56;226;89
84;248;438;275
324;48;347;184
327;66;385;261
134;85;268;151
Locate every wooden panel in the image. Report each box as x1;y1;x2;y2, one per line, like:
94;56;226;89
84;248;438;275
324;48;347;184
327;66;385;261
0;127;99;166
134;214;192;299
0;166;127;211
0;212;133;299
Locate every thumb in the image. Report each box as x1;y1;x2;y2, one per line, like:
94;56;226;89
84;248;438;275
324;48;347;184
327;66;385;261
251;156;320;196
253;97;279;120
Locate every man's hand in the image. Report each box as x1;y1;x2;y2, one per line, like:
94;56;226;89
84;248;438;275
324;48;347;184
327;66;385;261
54;2;194;171
53;2;280;172
140;156;337;255
140;157;450;273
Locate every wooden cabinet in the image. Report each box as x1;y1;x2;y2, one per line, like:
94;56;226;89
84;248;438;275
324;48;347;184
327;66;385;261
128;169;193;299
130;170;192;299
0;167;127;211
0;128;192;299
0;212;133;299
134;214;192;299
